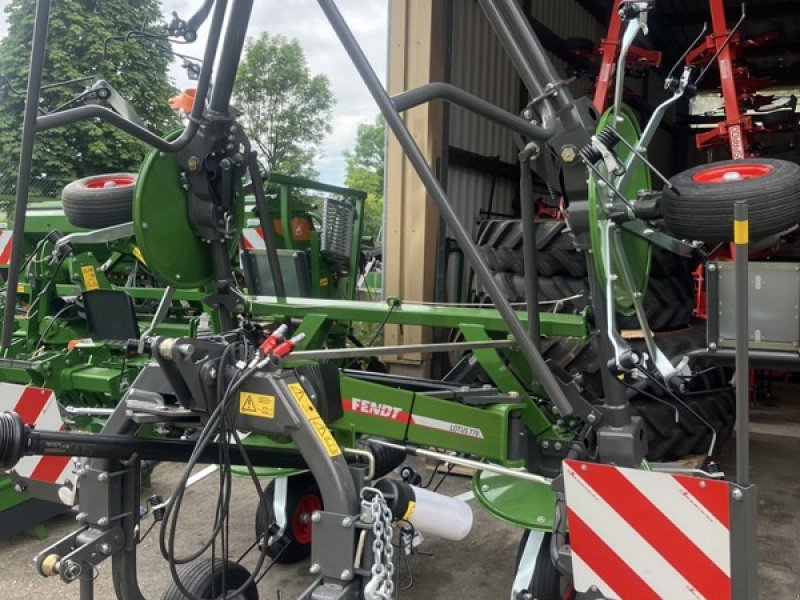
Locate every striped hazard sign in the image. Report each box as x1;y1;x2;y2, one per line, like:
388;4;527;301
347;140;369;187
0;229;13;265
241;227;266;250
0;383;73;487
563;459;733;600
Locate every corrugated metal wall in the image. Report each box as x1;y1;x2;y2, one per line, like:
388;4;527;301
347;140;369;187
447;0;519;240
445;0;606;300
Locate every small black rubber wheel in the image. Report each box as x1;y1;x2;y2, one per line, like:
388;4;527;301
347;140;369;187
514;531;576;600
61;172;137;229
254;473;322;564
161;559;258;600
661;159;800;242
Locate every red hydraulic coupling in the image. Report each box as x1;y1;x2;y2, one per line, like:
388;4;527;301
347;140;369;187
274;333;306;359
259;324;288;356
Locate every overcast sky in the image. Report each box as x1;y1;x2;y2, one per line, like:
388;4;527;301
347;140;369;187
0;1;389;184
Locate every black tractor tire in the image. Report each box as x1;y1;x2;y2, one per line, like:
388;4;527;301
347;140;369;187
61;172;137;229
161;559;258;600
514;531;576;600
540;325;734;462
472;256;695;333
661;159;800;243
475;219;587;278
254;473;321;564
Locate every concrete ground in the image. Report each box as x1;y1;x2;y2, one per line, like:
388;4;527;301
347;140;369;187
0;388;797;599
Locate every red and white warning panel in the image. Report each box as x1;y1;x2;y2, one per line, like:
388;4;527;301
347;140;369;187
0;383;73;486
241;227;266;250
564;460;736;600
0;229;13;265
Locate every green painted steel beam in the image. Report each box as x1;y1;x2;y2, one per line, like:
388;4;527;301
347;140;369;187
43;284;588;337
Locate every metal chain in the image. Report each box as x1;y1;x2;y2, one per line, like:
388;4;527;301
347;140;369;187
362;487;395;600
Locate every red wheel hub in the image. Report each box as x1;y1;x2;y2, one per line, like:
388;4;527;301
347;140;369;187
692;163;772;184
82;175;136;189
291;493;322;545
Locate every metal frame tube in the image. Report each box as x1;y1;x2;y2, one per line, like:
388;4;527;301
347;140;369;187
519;148;540;347
476;0;556;128
734;201;749;485
392;82;552;140
492;0;573;112
208;0;253;114
1;0;51;348
316;0;575;417
248;152;287;298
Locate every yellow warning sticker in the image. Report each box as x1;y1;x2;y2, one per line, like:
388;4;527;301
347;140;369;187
81;265;99;291
320;277;329;287
132;246;147;265
287;381;342;457
239;392;275;419
16;284;25;294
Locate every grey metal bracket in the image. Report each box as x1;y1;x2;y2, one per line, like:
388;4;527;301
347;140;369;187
56;221;134;250
35;524;124;584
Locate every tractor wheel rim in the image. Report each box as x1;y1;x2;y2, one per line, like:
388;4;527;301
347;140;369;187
83;175;136;189
291;493;322;545
691;164;772;184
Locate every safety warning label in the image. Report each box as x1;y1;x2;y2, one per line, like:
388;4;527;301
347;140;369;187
287;382;342;457
239;392;275;419
81;265;99;291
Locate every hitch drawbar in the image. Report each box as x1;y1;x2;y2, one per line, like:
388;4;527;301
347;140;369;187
0;411;307;469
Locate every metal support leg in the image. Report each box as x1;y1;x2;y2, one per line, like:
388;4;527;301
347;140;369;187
316;0;576;418
734;201;749;485
519;149;540;348
80;567;95;600
248;152;287;298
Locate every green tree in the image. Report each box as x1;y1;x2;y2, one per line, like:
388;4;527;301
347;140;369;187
233;33;334;178
0;0;178;206
345;115;384;240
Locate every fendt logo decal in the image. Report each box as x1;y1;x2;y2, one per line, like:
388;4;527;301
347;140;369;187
344;398;407;422
342;398;485;439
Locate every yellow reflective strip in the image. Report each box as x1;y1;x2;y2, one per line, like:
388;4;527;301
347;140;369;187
734;220;749;245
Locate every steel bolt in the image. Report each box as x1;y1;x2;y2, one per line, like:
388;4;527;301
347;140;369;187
481;484;490;493
63;561;81;580
341;517;353;528
75;512;87;522
709;342;718;351
309;563;321;574
97;472;108;482
99;543;111;555
587;413;597;423
311;511;322;523
732;488;743;501
560;145;578;164
141;222;149;230
541;440;550;449
97;517;109;527
581;464;588;472
699;480;707;489
554;442;562;451
708;263;717;272
13;483;25;493
340;569;353;581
